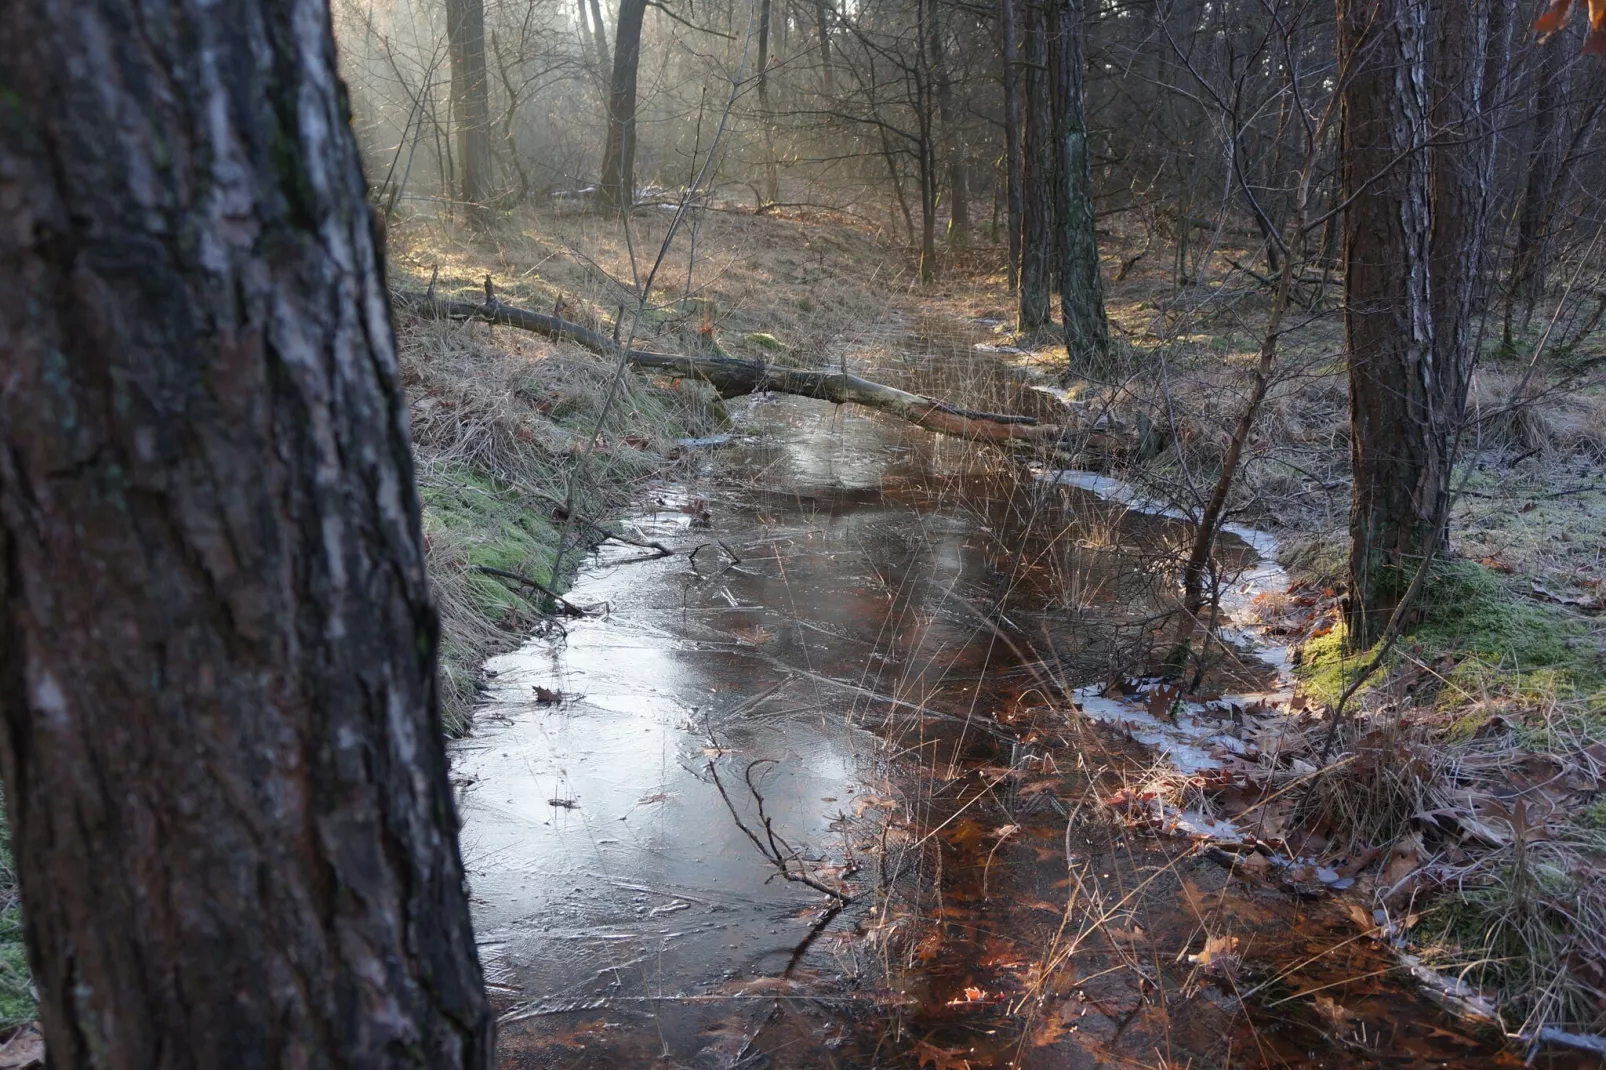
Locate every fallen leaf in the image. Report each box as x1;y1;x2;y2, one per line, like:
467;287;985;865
1381;834;1421;889
1189;934;1241;982
0;1025;44;1070
1311;995;1355;1034
730;625;775;646
1146;683;1181;722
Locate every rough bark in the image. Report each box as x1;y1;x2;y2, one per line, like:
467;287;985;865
446;0;495;226
1001;0;1025;292
0;0;496;1063
1018;0;1055;330
1047;0;1110;375
396;292;1053;442
599;0;649;209
1339;0;1440;648
1427;0;1504;418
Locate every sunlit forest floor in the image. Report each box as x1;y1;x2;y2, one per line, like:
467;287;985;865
8;200;1595;1053
373;198;1606;1045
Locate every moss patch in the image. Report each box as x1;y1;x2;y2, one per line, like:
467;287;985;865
0;804;34;1031
1297;560;1600;706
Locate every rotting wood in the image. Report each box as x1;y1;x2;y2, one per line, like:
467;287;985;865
393;290;1061;444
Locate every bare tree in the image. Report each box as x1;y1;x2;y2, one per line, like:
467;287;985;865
600;0;651;207
1048;0;1109;374
447;0;495;224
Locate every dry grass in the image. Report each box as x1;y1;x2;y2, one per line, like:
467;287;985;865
390;208;738;732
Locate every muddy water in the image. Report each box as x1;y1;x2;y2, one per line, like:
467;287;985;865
458;396;1531;1068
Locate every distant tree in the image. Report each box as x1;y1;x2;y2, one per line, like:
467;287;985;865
1047;0;1109;374
1018;0;1054;329
447;0;495;225
999;0;1025;291
0;0;496;1062
600;0;650;208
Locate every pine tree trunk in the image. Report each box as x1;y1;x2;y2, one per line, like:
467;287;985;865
1018;0;1054;330
1001;0;1025;292
600;0;649;209
1505;34;1568;339
0;0;496;1063
446;0;494;227
1339;0;1440;648
1048;0;1110;375
1427;0;1505;417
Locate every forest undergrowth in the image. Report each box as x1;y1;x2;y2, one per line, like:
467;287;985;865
933;211;1606;1039
385;196;1606;1041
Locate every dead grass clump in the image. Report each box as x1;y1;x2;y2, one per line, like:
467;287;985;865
1299;717;1451;853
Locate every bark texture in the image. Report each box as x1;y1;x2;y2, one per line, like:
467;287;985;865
1047;0;1110;375
0;0;496;1063
600;0;650;209
1338;0;1440;647
1018;0;1054;330
446;0;495;224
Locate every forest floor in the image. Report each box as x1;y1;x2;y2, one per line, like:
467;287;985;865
8;199;1596;1052
387;197;1606;1047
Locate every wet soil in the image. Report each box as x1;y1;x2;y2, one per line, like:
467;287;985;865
456;393;1554;1068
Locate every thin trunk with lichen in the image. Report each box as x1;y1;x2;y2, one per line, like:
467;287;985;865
1338;0;1438;648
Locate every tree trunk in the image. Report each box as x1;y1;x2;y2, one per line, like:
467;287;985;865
0;0;496;1063
814;0;836;94
758;0;781;204
916;0;940;281
588;0;612;73
446;0;494;227
1019;0;1054;330
1047;0;1110;375
928;0;971;247
1427;0;1504;418
1505;33;1568;340
1339;0;1440;648
1001;0;1025;292
600;0;649;209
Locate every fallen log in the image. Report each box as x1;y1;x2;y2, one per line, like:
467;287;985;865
392;289;1060;444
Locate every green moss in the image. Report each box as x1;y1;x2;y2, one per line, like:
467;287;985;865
746;332;784;350
1296;560;1600;705
420;469;559;622
1417;863;1587;1028
0;802;34;1030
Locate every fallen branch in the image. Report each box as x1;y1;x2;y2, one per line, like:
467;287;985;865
473;564;591;617
393;289;1058;445
707;758;853;904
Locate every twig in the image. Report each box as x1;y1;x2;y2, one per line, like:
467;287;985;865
707;759;852;903
472;564;590;617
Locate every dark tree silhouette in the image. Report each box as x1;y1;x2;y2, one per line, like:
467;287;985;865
0;0;496;1062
